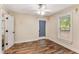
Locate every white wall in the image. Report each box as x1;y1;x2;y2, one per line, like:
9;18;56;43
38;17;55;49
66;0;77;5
13;13;39;43
9;12;48;43
47;5;79;53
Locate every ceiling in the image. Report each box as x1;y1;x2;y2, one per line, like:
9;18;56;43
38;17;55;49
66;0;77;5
4;4;73;16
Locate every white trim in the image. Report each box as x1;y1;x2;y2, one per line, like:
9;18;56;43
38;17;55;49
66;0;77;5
14;39;39;43
39;37;46;39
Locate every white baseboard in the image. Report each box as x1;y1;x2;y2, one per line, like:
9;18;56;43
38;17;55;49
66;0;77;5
14;37;48;44
39;37;47;39
15;39;38;44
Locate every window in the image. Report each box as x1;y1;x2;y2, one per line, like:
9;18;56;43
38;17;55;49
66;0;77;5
60;15;71;31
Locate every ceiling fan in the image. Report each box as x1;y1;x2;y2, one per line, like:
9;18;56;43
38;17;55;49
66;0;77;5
36;4;51;16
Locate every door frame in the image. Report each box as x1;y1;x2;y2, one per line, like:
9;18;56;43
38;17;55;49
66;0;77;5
38;18;46;39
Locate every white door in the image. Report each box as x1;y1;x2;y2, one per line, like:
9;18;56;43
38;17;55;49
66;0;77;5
4;15;14;50
7;15;14;49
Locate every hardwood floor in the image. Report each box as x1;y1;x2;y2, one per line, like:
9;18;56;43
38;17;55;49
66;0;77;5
4;39;76;54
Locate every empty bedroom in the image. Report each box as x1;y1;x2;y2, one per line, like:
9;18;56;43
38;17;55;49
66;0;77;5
0;4;79;54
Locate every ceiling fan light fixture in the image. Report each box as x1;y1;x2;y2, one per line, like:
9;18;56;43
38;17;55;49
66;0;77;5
37;4;46;16
38;4;46;9
37;11;45;15
40;11;45;15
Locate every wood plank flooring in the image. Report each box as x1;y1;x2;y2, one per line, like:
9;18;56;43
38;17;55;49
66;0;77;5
4;39;77;54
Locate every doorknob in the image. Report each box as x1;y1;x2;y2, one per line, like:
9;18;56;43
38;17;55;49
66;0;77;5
13;32;15;33
6;43;8;45
6;17;8;19
6;30;8;32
